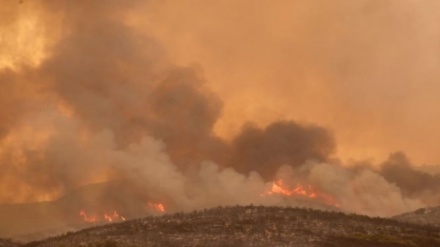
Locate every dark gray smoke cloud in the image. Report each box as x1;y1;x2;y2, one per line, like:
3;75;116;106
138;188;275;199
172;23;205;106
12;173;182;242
380;152;440;204
39;0;228;169
147;69;229;167
229;121;335;180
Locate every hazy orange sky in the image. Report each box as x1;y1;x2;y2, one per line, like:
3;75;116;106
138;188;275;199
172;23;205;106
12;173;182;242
133;0;440;166
2;0;440;166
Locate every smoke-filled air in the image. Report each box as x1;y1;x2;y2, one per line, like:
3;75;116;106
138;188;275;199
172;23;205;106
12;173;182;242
1;0;440;239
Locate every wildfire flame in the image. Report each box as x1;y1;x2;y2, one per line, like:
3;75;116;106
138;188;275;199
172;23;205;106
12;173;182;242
148;202;166;213
79;210;97;223
103;211;126;222
264;179;341;208
79;210;126;223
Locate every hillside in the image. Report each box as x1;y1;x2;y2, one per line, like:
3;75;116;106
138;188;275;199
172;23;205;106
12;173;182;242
0;239;19;247
0;180;150;242
394;206;440;227
0;179;339;242
23;205;440;247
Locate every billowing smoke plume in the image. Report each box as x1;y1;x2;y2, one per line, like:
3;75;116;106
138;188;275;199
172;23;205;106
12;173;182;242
229;121;335;180
0;1;440;239
380;152;440;205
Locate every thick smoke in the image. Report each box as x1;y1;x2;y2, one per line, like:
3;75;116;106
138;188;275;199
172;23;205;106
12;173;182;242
380;152;440;205
40;0;228;169
140;0;440;166
0;0;239;204
0;2;439;240
229;121;335;180
0;0;336;205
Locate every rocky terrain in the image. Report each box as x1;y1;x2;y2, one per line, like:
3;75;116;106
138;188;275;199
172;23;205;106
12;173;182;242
19;205;440;247
394;206;440;227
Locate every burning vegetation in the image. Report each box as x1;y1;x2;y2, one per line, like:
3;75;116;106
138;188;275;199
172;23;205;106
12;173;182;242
79;210;126;223
263;179;341;209
148;203;166;213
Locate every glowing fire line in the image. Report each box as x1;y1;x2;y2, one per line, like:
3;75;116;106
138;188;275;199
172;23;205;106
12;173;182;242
79;210;126;223
264;179;341;208
148;202;166;213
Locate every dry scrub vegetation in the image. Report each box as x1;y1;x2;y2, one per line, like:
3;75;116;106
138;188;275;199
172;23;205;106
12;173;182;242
17;205;440;247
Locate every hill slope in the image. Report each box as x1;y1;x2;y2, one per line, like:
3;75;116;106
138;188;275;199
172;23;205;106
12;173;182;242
0;180;149;241
393;206;440;227
24;205;440;247
0;239;19;247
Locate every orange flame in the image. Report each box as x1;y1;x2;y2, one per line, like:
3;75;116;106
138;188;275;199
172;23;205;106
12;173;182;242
80;210;126;223
148;202;166;213
264;179;341;208
103;211;125;222
79;210;97;223
104;214;113;222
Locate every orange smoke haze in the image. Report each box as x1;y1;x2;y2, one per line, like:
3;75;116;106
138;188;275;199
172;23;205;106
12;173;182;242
137;0;440;166
0;0;440;231
0;1;61;70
